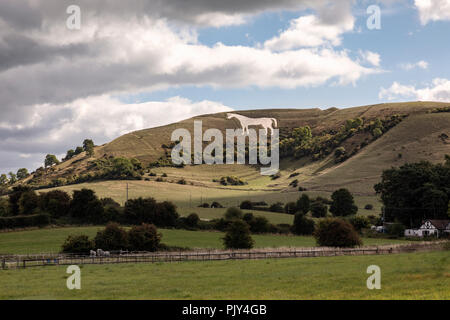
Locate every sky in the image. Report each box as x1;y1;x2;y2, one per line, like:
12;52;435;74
0;0;449;174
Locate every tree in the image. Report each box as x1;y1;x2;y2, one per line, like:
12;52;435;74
39;190;71;218
74;146;84;155
185;213;200;228
94;222;128;251
310;201;327;218
0;174;8;186
330;188;358;217
128;223;161;251
224;207;243;220
374;160;450;226
69;188;104;222
269;202;284;213
64;149;75;161
44;154;59;167
61;235;94;254
16;168;29;180
314;218;362;247
292;213;315;235
8;172;17;184
83;139;95;157
8;186;32;215
18;190;39;215
296;194;310;215
223;220;254;249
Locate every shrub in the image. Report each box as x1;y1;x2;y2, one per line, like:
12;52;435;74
296;194;310;215
239;200;253;210
185;213;200;228
162;173;168;177
269;202;284;213
349;216;371;232
198;203;210;208
219;176;245;186
249;216;270;234
314;218;362;247
0;198;10;217
364;204;374;210
310;202;327;218
223;220;254;249
289;179;298;187
39;190;71;218
330;188;358;216
128;223;161;251
177;178;186;185
224;207;243;220
149;172;157;177
292;214;315;235
100;197;121;208
102;206;123;223
94;222;128;251
61;235;94;254
210;201;223;208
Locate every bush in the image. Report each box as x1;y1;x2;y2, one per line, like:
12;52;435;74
185;213;200;228
310;202;327;218
223;220;254;249
349;216;371;232
94;222;129;251
269;202;284;213
292;214;315;235
296;194;310;215
314;218;362;247
210;201;223;208
240;200;253;210
9;186;32;215
219;176;245;186
198;203;210;208
224;207;243;220
330;188;358;217
39;190;71;218
177;178;186;185
248;216;270;234
0;198;10;217
128;223;161;251
61;235;94;254
364;204;374;210
284;202;297;214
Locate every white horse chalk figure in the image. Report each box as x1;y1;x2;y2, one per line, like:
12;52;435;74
227;113;278;135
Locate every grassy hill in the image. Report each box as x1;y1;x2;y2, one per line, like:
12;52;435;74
24;101;450;196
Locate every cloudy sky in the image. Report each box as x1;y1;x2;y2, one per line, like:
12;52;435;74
0;0;449;174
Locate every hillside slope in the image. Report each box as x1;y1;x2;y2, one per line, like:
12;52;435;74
25;101;450;195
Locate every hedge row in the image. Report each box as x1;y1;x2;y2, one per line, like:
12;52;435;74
0;213;50;229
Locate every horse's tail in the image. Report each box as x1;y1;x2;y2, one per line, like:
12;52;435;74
271;118;278;127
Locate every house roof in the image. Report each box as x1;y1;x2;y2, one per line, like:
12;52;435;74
424;220;450;230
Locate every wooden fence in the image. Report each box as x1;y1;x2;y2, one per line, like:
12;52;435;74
1;241;447;270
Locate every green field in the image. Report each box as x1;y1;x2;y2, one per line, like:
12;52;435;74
0;226;411;255
0;251;448;299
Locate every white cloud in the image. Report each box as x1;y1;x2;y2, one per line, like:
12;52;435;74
415;0;450;24
400;60;429;70
379;78;450;101
0;95;233;171
360;50;381;67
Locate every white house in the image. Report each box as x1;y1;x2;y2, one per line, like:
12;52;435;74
405;219;450;237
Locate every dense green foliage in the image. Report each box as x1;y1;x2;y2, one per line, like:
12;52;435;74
330;188;358;216
314;218;362;247
374;159;450;227
61;235;94;254
292;213;315;235
128;223;162;252
223;219;254;249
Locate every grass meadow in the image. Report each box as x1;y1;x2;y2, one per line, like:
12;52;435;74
0;226;411;255
0;251;448;299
